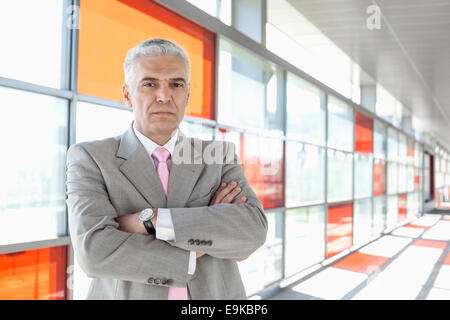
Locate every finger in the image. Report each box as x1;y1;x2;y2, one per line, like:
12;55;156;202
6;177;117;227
222;185;242;203
214;181;237;203
233;196;247;205
210;182;227;205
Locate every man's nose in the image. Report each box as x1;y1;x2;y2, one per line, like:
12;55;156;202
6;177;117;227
155;84;171;103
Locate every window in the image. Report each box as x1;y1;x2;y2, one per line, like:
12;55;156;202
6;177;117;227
0;87;68;245
373;195;386;235
387;127;398;162
355;111;373;154
179;120;214;140
185;0;231;25
78;0;215;119
0;0;64;88
374;120;387;159
353;198;373;246
398;194;407;223
0;246;67;300
285;206;325;276
218;37;283;134
327;150;353;203
354;153;373;199
327;202;353;258
398;164;407;193
76;102;134;143
386;195;398;229
238;211;283;295
398;133;407;164
285;142;325;207
387;162;398;195
373;159;386;196
327;96;354;152
286;73;325;145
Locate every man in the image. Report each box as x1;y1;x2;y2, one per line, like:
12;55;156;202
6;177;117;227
66;38;268;300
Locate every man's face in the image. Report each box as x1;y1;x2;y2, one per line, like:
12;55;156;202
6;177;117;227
123;55;189;137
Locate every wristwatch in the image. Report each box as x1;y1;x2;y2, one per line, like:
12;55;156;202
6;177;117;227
139;208;156;235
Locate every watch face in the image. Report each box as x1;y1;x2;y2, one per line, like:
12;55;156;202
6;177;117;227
139;209;153;222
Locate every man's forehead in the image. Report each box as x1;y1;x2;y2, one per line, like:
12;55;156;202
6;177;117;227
135;55;186;76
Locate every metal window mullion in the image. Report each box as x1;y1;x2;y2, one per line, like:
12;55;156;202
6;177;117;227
0;237;72;255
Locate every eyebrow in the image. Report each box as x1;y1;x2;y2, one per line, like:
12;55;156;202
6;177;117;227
139;77;186;84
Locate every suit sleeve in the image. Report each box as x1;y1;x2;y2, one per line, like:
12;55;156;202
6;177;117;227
66;143;190;287
169;141;268;261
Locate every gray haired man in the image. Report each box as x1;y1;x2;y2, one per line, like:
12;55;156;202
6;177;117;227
66;38;268;300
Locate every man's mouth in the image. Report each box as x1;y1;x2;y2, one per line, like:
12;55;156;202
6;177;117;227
152;112;174;116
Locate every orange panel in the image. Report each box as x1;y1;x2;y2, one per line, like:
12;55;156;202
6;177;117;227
327;202;353;258
407;138;414;165
355;111;373;154
404;223;428;229
373;160;385;196
398;193;407;223
443;252;450;265
414;168;420;191
413;239;446;250
333;252;389;274
0;246;67;300
78;0;215;119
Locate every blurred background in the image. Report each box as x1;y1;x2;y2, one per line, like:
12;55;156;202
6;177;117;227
0;0;449;300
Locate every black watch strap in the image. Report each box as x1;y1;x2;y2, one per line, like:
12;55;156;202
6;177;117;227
143;220;156;235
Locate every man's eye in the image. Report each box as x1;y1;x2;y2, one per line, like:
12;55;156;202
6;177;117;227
172;83;184;88
143;83;155;87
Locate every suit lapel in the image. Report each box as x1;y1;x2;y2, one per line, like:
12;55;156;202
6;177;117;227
117;122;167;208
167;131;205;208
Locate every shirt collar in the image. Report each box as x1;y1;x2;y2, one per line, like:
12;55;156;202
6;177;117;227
133;122;179;159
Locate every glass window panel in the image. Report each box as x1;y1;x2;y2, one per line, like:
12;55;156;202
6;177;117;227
373;195;386;235
398;194;407;223
386;195;398;230
238;211;282;295
218;37;283;134
374;120;387;159
78;0;214;119
0;0;64;88
76;102;134;143
0;246;67;300
414;142;421;167
285;142;325;207
327;149;353;203
179;120;214;140
285;206;325;276
185;0;232;25
0;87;68;245
286;73;325;145
407;138;414;165
373;159;386;196
387;162;398;195
398;164;407;193
398;133;407;164
407;192;419;219
242;133;284;209
355;111;373;154
354;153;373;199
407;166;415;192
327;202;353;258
216;128;242;158
327;96;354;152
353;198;373;246
387;127;398;162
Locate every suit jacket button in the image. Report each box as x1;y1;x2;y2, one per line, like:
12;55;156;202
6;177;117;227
161;278;167;285
188;239;195;245
194;239;200;245
154;278;161;285
200;240;207;245
166;279;174;285
147;277;154;284
207;240;213;246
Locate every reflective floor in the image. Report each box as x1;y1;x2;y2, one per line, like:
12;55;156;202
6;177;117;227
263;209;450;300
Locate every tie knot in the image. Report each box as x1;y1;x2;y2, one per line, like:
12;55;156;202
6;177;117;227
152;147;170;163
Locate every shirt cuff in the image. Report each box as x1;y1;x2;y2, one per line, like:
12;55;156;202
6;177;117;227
155;208;175;243
188;251;196;275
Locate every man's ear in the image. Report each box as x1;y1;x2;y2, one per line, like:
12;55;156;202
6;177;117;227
122;84;133;109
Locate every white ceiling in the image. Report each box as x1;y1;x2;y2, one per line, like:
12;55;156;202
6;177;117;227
274;0;450;149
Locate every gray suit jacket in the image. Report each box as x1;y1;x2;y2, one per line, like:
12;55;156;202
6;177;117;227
66;121;268;300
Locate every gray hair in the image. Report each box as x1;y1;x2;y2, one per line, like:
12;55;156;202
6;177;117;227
124;38;190;87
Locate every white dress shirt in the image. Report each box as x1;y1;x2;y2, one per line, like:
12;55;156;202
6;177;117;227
133;123;196;275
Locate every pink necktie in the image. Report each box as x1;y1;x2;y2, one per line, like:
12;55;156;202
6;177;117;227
151;147;189;300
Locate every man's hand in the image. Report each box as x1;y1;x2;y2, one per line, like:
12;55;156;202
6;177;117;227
209;181;247;206
115;209;158;235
